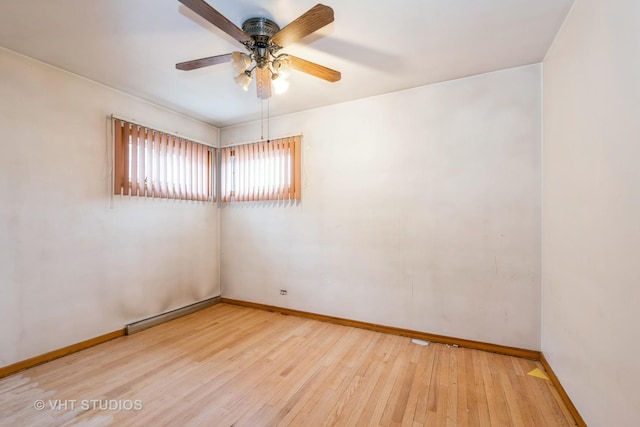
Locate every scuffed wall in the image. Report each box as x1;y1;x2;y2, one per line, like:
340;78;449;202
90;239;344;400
220;64;542;350
0;48;220;366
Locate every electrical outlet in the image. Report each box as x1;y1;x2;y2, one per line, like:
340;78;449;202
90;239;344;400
280;289;287;295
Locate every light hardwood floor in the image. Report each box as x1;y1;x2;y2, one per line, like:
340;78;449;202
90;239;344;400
0;304;576;426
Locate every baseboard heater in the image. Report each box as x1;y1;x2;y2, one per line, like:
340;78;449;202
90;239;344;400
125;296;221;335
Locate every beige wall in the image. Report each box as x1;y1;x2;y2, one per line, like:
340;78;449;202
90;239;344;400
542;1;640;426
0;48;220;367
4;2;637;420
221;64;542;350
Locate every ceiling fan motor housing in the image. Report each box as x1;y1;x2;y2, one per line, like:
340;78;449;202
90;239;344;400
242;17;280;68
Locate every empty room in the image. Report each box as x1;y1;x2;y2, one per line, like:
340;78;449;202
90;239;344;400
0;0;638;426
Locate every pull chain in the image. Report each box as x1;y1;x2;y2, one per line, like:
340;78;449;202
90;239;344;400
260;98;264;141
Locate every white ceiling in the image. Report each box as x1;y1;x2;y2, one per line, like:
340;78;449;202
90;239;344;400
0;0;573;128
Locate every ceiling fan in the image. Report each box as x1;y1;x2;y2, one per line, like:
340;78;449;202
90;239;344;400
176;0;341;99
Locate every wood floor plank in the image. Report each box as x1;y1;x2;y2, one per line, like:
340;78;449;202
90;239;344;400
462;348;481;427
471;348;493;426
358;336;407;425
411;342;438;425
335;335;390;426
0;304;577;426
455;348;470;426
446;347;459;426
398;345;425;427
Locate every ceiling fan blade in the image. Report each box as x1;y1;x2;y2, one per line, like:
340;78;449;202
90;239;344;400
178;0;251;44
287;55;341;82
271;4;334;47
176;53;233;71
255;68;272;99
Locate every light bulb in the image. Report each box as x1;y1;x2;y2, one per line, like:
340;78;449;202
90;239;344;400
272;76;290;95
272;57;292;79
231;52;251;74
234;71;252;91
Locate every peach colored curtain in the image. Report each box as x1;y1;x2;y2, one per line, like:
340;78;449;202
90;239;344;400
113;118;215;201
219;135;301;202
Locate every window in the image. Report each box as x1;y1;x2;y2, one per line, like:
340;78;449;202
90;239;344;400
219;135;301;202
113;119;215;201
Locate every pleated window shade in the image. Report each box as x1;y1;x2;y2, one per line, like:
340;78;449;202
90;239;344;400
113;118;215;201
220;135;301;202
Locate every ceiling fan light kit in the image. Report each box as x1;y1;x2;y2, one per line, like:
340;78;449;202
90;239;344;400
231;51;252;75
233;70;252;92
272;76;290;95
231;18;291;94
177;0;341;99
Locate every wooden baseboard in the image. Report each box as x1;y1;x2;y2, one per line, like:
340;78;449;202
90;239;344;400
0;329;125;379
220;298;541;360
0;299;583;426
540;353;587;427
